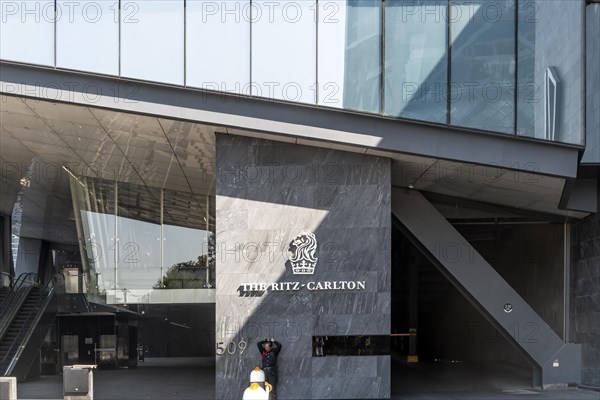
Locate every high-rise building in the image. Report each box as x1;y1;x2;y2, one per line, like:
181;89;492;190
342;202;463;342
0;1;598;399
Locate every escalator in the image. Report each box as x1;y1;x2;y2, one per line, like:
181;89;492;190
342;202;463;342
0;274;60;381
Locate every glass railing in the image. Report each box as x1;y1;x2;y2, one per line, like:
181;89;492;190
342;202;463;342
0;0;585;146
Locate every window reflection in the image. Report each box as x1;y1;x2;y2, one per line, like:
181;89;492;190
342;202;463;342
120;0;184;85
517;0;584;145
385;0;448;122
582;4;600;161
56;1;119;75
70;176;214;305
252;0;317;103
340;0;382;113
317;0;347;108
0;0;55;66
450;0;515;134
0;0;586;144
186;0;250;94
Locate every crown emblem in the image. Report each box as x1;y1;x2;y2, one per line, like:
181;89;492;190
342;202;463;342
289;232;318;275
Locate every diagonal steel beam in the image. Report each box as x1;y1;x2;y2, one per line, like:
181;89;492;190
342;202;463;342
392;187;581;388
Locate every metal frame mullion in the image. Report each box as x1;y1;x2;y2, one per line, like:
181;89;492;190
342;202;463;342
250;0;253;96
315;0;319;105
380;0;385;115
184;0;187;87
514;0;519;136
447;0;452;126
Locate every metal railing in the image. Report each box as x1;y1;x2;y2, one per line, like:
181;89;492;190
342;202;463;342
0;273;39;339
1;274;62;376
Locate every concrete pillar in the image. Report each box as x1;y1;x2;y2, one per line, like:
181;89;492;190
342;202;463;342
0;377;17;400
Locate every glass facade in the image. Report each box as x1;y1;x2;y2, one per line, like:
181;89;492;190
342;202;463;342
70;176;215;305
0;0;585;146
450;0;515;134
120;0;185;85
0;0;54;66
385;0;447;122
56;0;119;75
318;0;381;112
186;0;251;92
517;0;584;145
583;3;599;163
252;0;317;103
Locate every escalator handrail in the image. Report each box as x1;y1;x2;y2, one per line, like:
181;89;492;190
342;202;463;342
2;272;39;305
0;286;32;339
0;272;39;308
0;273;39;336
12;272;39;288
1;274;63;375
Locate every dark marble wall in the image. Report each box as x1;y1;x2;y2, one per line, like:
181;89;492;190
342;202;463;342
215;135;391;399
571;213;600;387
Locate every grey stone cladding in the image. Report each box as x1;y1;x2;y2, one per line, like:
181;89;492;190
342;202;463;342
215;134;391;399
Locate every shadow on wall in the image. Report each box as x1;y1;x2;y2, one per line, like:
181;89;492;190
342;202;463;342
215;135;392;400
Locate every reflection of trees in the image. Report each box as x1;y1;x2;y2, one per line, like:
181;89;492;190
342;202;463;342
154;233;215;289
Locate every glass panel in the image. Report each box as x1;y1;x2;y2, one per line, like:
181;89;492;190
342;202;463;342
583;4;600;162
70;177;117;304
450;0;515;133
318;0;381;113
517;0;584;145
0;0;55;65
120;0;184;85
186;0;250;94
71;175;216;304
317;0;348;108
252;0;316;103
384;0;448;123
56;0;119;75
116;183;162;303
161;190;214;289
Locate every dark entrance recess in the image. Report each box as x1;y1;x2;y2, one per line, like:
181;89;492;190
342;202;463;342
391;215;539;391
133;304;215;358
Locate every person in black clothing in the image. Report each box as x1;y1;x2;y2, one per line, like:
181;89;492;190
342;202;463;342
258;338;282;399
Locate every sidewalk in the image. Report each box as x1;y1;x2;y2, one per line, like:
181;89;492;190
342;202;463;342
18;358;215;400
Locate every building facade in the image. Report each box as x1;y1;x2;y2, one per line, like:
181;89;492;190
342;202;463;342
0;1;599;398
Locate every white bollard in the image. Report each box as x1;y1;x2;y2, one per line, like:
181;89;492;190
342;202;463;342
64;365;96;400
0;377;17;400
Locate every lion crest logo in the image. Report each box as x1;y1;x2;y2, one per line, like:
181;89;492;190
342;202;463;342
289;232;318;274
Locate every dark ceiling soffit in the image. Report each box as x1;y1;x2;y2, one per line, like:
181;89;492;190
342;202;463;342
0;62;580;179
421;189;581;223
559;177;599;213
577;164;600;178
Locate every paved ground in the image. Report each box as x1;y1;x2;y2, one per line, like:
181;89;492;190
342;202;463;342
392;361;600;400
17;357;600;399
18;358;215;400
